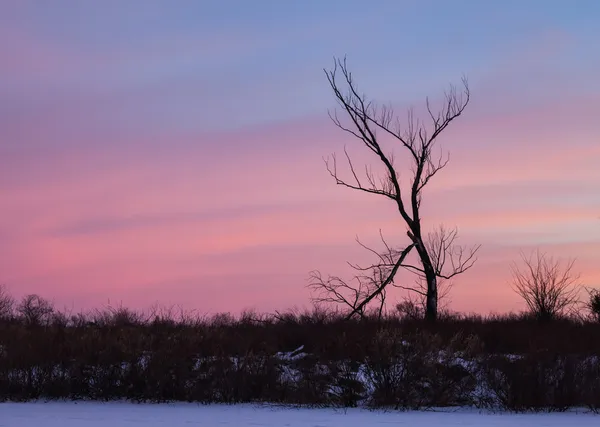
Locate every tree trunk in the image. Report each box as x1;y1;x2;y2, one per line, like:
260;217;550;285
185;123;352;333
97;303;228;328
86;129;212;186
410;228;439;321
424;269;438;322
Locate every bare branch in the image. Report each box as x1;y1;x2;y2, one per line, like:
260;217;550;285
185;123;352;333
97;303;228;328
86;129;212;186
308;270;365;317
324;154;396;200
345;243;415;320
324;57;413;226
424;225;480;280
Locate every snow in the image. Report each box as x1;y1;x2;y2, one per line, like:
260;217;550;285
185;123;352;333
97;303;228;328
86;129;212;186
0;402;598;427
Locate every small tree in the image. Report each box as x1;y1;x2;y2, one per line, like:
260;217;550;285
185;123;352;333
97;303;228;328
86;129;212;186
586;288;600;323
0;284;14;319
17;294;54;326
511;250;581;321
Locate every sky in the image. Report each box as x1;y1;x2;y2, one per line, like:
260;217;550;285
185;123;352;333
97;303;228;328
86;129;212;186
1;0;599;315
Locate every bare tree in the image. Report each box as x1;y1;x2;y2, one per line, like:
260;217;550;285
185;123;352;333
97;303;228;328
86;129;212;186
17;294;55;326
511;250;581;321
0;284;14;319
585;287;600;323
321;57;478;321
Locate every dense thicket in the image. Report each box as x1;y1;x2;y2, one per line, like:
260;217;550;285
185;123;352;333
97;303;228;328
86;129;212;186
0;291;599;411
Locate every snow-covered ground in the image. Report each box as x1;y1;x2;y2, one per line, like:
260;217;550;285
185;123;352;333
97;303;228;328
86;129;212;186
0;402;598;427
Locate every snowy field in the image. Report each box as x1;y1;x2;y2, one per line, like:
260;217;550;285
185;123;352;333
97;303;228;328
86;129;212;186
1;402;598;427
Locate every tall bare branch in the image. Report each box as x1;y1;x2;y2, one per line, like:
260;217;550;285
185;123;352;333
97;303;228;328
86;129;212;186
425;225;480;280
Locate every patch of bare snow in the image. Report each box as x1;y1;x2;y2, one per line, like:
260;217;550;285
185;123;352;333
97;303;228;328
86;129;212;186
0;402;598;427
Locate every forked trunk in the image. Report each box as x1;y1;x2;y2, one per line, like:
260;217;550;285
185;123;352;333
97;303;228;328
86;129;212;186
410;229;439;321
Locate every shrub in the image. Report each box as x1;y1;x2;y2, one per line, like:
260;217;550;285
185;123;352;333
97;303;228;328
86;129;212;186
363;330;477;409
480;352;583;411
0;285;14;320
586;288;600;323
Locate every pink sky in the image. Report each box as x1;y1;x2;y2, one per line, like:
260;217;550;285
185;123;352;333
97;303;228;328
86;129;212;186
1;1;599;315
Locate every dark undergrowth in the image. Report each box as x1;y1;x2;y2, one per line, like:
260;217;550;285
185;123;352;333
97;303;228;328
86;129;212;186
0;290;599;411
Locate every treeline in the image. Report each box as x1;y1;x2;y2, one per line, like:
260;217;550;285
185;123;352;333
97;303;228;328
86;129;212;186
0;286;599;411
